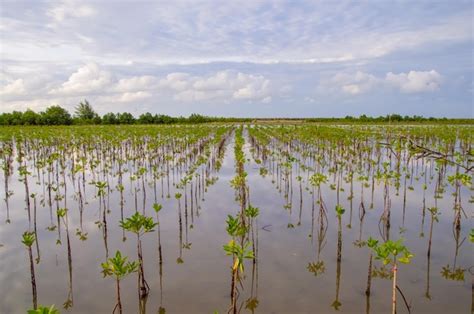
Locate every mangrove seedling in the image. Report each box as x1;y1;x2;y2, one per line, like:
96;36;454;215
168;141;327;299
367;237;414;314
101;250;139;314
22;231;37;310
120;212;157;303
223;239;254;273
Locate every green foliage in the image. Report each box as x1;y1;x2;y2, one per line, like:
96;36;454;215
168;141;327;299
470;229;474;243
153;203;163;213
226;214;247;237
441;265;465;281
367;237;379;249
223;239;254;273
244;205;259;218
428;207;440;222
75;229;88;241
27;305;60;314
309;173;327;187
335;205;345;217
229;172;247;189
40;106;72;125
21;231;36;247
0;110;471;126
447;173;471;187
120;212;157;235
101;250;139;279
116;112;135;124
74;100;100;123
57;208;67;218
367;237;414;265
307;261;325;276
245;298;259;311
94;181;108;196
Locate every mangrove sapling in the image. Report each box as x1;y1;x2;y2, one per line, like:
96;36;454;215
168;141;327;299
425;207;439;299
101;250;139;314
153;203;164;278
120;212;157;308
31;193;41;263
22;231;37;310
367;237;414;314
95;180;109;258
19;164;32;228
223;238;254;314
27;304;60;314
365;237;378;297
297;175;303;226
331;205;345;310
154;203;166;313
175;192;184;264
57;208;73;309
1;144;13;223
244;205;260;313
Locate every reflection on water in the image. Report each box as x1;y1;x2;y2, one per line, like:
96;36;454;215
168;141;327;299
0;124;472;313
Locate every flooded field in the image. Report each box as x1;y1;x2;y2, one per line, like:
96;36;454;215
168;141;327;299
0;124;472;314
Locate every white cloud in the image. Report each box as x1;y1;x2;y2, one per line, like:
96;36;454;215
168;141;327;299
118;91;152;103
0;79;26;96
42;64;272;109
158;73;191;91
115;76;157;92
47;0;96;22
386;70;442;93
49;63;112;95
323;70;443;95
329;71;379;95
160;70;271;103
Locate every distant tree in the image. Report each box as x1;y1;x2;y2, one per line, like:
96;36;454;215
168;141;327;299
359;114;368;121
188;113;208;123
9;111;24;125
40;106;72;125
155;114;175;124
0;112;13;125
117;112;135;124
74;100;99;123
138;112;154;124
102;112;118;124
22;109;40;125
389;114;403;122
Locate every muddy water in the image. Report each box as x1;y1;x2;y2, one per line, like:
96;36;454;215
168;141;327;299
0;133;471;313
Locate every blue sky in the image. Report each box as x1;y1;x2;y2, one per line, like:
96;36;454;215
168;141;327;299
0;0;472;117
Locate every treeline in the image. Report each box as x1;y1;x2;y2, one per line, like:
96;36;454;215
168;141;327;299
0;101;471;125
0;101;250;126
306;114;473;124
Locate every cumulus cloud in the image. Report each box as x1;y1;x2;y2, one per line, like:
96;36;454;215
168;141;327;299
160;70;271;102
330;71;379;95
158;73;191;91
0;79;26;96
115;76;157;93
117;91;152;103
385;70;442;93
41;64;273;109
49;63;112;95
324;70;443;95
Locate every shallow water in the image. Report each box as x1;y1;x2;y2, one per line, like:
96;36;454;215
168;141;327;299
0;129;472;314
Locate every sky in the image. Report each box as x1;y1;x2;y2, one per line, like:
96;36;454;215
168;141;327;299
0;0;473;118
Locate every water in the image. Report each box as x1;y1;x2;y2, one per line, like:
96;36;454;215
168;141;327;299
0;127;472;313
